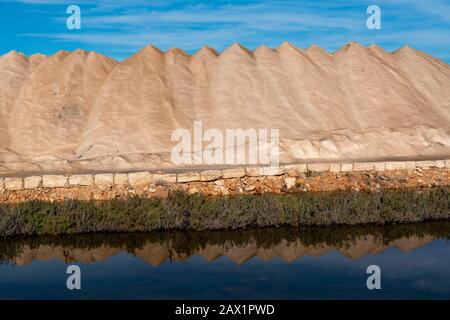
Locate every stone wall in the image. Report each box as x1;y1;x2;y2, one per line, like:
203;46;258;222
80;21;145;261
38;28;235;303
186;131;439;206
0;159;449;202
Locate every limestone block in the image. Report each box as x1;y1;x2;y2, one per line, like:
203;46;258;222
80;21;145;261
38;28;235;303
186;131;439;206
353;162;370;171
406;161;416;170
114;173;129;186
373;162;386;171
69;174;94;187
341;163;353;172
415;160;436;169
153;173;177;184
385;162;406;171
177;172;200;183
128;172;153;187
5;177;23;190
260;166;285;176
435;160;445;168
223;168;246;179
247;166;284;176
42;175;68;188
94;174;114;187
24;176;42;189
307;163;330;172
200;170;223;182
283;164;307;173
246;167;262;177
329;163;341;172
354;162;385;172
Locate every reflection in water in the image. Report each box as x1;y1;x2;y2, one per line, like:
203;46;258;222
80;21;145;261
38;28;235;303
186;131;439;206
2;222;449;266
1;221;450;299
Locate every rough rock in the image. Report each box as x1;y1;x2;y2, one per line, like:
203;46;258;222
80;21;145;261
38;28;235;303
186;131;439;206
214;179;225;186
285;177;297;189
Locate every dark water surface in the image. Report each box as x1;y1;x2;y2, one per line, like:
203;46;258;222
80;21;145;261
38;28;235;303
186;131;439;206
0;222;449;299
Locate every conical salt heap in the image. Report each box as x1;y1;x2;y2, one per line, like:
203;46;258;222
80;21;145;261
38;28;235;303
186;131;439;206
0;43;449;173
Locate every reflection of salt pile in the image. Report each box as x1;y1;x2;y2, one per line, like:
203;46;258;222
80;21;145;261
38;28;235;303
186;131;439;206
0;43;449;174
14;244;122;265
12;235;434;266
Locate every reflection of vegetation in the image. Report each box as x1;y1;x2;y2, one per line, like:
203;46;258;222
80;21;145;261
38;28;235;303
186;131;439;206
1;221;449;265
0;187;448;237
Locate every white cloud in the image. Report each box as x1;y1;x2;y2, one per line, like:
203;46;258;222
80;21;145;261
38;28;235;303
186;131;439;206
14;0;450;62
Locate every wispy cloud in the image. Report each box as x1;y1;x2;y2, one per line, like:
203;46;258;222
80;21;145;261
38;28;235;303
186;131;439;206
4;0;450;62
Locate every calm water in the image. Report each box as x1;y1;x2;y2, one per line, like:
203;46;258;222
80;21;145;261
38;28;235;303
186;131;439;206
0;222;449;299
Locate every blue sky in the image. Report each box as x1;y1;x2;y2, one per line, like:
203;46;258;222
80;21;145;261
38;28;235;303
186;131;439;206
1;0;449;62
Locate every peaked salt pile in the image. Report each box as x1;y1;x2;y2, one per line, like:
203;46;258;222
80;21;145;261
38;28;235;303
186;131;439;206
0;43;449;173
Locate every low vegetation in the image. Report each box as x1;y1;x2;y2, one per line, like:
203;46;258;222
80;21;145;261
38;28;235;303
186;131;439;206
0;187;448;237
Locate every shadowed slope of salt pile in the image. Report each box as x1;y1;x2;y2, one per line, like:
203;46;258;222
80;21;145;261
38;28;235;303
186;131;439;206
0;43;449;174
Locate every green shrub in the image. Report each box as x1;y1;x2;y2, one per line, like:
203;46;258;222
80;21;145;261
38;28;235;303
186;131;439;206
0;187;448;237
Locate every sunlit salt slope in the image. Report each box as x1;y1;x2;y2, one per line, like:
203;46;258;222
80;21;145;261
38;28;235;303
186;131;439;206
0;42;449;173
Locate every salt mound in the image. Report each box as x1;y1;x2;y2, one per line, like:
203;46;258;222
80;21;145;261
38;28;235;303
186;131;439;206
0;43;449;174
